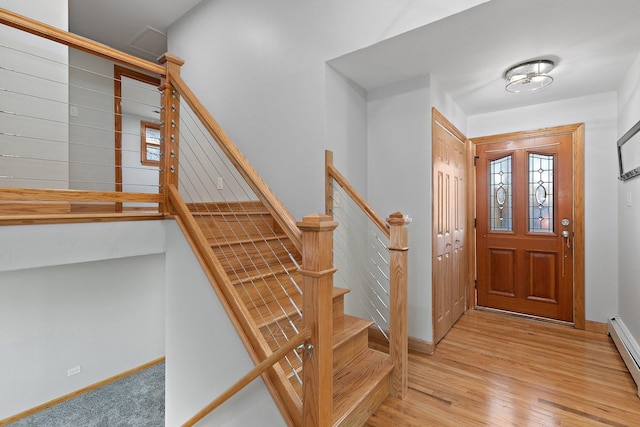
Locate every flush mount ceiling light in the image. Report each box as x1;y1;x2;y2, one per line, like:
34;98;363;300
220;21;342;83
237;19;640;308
504;59;554;93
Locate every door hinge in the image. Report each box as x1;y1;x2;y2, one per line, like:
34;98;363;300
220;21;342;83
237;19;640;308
474;218;477;228
473;156;480;166
474;279;478;289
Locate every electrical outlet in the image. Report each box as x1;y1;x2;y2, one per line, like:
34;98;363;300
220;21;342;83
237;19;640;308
67;365;81;377
627;191;632;207
70;106;79;117
333;190;340;208
217;177;224;190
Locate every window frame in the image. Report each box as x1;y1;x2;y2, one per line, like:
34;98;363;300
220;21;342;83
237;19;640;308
140;120;161;167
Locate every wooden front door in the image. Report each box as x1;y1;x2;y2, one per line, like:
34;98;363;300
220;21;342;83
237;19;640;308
475;133;574;321
433;109;467;343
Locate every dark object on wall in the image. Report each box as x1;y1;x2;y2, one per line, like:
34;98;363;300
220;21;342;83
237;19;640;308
618;119;640;181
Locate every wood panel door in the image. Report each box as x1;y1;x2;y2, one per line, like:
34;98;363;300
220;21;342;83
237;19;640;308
433;110;467;344
475;134;574;321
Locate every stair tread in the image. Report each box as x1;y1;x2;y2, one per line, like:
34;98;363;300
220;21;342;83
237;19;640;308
252;286;350;329
210;233;289;247
333;315;373;350
332;349;392;427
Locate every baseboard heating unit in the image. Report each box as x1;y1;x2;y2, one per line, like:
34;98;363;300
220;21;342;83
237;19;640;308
609;316;640;398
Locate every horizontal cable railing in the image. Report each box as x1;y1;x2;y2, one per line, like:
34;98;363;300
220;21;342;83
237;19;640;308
0;29;164;215
326;150;410;398
171;74;307;404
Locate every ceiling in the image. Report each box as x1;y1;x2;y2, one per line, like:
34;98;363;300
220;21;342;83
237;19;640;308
330;0;640;116
69;0;640;117
68;0;202;61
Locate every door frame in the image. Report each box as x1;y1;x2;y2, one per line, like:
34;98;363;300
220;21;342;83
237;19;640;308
469;123;585;329
113;65;161;211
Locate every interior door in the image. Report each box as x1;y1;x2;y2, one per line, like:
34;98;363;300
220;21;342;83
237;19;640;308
475;134;573;321
433;110;467;343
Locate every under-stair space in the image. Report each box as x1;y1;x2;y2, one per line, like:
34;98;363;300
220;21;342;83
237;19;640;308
190;201;393;426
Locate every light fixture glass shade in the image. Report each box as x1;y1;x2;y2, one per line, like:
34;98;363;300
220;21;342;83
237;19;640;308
505;60;554;93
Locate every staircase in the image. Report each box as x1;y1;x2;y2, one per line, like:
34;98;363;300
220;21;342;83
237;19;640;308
190;201;393;426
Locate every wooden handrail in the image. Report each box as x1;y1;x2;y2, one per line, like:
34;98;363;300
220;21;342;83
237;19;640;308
325;152;389;238
0;8;165;76
168;74;302;252
0;188;161;204
182;329;310;427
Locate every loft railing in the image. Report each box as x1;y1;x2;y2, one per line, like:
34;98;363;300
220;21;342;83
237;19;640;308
325;150;410;397
0;9;164;219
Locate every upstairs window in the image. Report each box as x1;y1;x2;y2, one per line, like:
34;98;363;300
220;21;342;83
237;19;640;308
141;121;161;166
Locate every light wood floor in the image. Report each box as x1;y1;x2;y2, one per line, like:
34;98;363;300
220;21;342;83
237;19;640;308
366;309;640;426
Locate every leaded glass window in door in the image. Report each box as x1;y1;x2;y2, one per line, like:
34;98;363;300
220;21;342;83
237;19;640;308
529;153;554;233
489;155;512;232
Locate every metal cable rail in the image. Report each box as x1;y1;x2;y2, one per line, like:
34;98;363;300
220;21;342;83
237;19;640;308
176;95;306;391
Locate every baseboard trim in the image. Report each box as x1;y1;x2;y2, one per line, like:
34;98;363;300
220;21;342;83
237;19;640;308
608;317;640;398
368;326;434;355
0;356;165;425
585;320;608;335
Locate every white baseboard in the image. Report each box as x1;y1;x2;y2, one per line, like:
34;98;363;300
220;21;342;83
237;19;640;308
609;316;640;398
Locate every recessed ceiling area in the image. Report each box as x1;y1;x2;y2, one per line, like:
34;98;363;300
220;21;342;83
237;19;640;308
329;0;640;116
69;0;202;61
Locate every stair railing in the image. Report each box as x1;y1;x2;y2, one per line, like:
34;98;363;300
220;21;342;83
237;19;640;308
325;150;410;397
1;8;358;424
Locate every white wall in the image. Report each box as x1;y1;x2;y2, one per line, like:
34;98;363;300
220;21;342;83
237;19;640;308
617;53;640;340
468;92;619;323
0;222;166;420
367;77;432;341
0;0;69;189
168;0;488;220
165;221;284;426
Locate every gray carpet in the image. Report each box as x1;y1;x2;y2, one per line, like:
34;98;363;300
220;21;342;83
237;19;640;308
9;362;165;427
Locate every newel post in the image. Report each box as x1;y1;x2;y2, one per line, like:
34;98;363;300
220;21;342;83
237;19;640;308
298;214;338;427
387;211;411;398
158;54;184;215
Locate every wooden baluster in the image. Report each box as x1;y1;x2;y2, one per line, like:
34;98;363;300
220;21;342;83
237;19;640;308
298;214;338;427
158;54;184;215
387;211;411;398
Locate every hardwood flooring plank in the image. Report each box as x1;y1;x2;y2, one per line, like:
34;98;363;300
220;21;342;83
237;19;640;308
366;310;640;426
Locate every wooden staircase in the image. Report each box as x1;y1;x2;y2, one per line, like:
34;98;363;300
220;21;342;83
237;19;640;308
190;201;393;426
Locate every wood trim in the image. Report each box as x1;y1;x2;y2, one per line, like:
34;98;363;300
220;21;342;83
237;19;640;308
469;123;586;329
183;330;309;427
368;327;434;355
0;213;164;226
168;185;301;426
585;320;608;335
572;124;586;330
0;188;161;203
0;357;165;425
113;66;162;212
326;162;389;238
140;121;161;166
0;8;165;75
0;201;71;215
168;74;302;252
325;150;334;216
